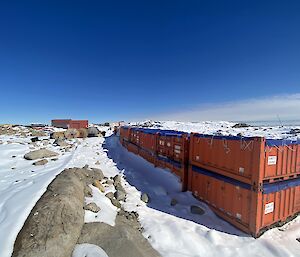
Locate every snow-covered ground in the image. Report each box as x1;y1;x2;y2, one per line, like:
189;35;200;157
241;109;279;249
0;122;300;257
129;120;300;140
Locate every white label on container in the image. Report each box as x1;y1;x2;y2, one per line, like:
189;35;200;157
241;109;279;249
174;149;181;154
175;145;181;150
196;156;200;161
265;202;274;214
167;142;171;147
236;213;242;220
268;156;277;165
239;167;245;174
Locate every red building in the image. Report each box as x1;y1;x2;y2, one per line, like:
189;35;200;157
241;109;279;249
51;119;88;129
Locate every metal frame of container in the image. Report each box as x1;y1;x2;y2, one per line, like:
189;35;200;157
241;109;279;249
188;165;300;237
156;130;189;191
189;133;300;189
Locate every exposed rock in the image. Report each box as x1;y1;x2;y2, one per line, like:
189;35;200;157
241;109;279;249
118;209;139;221
105;192;114;200
84;186;93;197
114;189;126;201
106;179;114;186
92;180;105;193
113;174;122;186
24;149;59;160
50;131;65;140
42;140;49;146
84;203;100;213
110;198;121;208
232;123;250;128
290;128;300;134
12;168;85;257
31;137;39;142
95;160;100;165
115;183;124;192
64;129;79;139
77;214;160;257
33;159;48;166
53;138;69;147
88;127;100;137
141;193;149;203
30;129;47;137
51;158;58;161
78;128;88;138
190;205;205;215
170;198;178;206
91;168;104;181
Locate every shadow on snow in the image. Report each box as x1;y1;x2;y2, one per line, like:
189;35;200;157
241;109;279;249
103;135;249;237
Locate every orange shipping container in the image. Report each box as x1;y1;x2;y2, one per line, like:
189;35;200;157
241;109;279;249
190;133;300;187
188;165;300;237
120;126;131;142
139;129;159;153
127;142;139;155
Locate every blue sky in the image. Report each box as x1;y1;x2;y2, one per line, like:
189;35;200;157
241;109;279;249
0;1;299;124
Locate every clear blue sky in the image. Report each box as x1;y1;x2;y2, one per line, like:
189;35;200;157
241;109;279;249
0;1;299;124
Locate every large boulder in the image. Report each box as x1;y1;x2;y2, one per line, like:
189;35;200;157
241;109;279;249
78;128;88;138
12;169;85;257
53;138;69;147
33;159;48;166
64;129;80;139
87;127;100;137
24;149;59;160
50;131;65;140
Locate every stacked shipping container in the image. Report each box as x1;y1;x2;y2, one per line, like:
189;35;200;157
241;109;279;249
119;127;189;190
188;133;300;237
119;126;300;237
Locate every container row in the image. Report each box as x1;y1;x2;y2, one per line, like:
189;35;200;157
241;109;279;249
119;126;300;236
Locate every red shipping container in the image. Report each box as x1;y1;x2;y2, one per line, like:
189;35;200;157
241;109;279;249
120;127;131;142
190;133;300;187
127;142;139;155
139;130;158;153
188;165;300;237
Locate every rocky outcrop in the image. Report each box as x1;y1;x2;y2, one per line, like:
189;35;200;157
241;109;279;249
77;210;161;257
12;169;85;257
33;159;48;166
12;167;161;257
24;149;59;160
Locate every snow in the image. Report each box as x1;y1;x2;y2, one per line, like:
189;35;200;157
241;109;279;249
129;120;300;140
0;135;76;257
84;185;117;226
0;122;300;257
72;243;109;257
